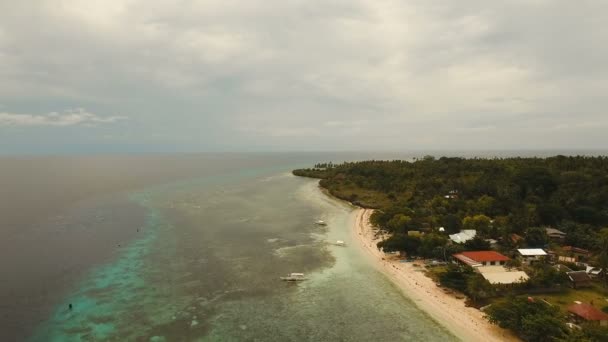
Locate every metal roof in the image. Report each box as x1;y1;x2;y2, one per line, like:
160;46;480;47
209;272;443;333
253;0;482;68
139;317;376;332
517;248;547;256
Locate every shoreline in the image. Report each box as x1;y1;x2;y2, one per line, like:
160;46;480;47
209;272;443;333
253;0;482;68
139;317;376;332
351;208;520;342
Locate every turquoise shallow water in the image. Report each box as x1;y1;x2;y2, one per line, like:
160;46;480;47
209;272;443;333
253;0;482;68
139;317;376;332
32;167;457;341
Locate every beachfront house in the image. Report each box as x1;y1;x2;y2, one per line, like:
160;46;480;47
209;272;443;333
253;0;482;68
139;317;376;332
452;251;510;267
517;248;548;265
567;271;593;289
568;303;608;326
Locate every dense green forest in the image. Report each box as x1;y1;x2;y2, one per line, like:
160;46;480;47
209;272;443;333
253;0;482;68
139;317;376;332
294;156;608;253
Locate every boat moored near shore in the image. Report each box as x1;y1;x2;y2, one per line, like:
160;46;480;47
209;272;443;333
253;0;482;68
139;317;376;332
280;273;306;281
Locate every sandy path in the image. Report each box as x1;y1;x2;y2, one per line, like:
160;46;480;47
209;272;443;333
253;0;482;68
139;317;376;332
352;208;519;342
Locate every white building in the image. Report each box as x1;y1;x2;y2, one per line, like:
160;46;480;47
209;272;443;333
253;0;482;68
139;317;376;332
449;230;476;244
517;248;547;265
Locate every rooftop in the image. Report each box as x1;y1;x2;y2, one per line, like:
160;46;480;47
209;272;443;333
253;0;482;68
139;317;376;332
449;230;476;244
545;227;566;235
452;254;482;267
563;246;590;254
568;303;608;321
477;266;529;284
567;271;592;283
457;251;510;262
517;248;548;256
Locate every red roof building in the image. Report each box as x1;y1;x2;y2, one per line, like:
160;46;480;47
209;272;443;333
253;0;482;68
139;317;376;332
453;251;510;267
568;303;608;326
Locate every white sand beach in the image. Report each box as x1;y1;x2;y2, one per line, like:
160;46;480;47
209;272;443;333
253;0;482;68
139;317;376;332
352;208;520;342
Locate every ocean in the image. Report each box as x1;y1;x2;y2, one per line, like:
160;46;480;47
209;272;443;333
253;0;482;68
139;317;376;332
1;151;603;341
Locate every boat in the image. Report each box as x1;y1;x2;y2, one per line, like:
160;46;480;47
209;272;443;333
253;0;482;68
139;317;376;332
280;273;306;281
333;240;346;246
315;220;327;226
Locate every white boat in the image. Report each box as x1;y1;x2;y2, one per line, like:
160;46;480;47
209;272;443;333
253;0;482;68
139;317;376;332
315;220;327;226
333;240;346;246
280;273;306;281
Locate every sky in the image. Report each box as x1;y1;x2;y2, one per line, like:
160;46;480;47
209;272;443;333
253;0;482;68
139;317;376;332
1;0;607;154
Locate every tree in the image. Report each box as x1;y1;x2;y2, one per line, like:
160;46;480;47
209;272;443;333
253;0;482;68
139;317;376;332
486;297;566;342
418;233;448;258
464;236;491;251
377;234;420;256
521;313;567;342
599;228;608;287
476;195;496;216
386;214;412;232
466;274;495;302
439;264;473;293
462;215;492;236
528;263;568;288
525;227;548;248
442;214;461;234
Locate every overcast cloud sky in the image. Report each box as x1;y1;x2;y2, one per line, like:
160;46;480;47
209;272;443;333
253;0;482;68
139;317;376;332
1;0;607;154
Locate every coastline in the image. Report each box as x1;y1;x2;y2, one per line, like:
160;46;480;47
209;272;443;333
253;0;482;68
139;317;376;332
351;208;520;342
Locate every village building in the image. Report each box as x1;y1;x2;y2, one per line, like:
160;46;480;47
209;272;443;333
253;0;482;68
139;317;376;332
517;248;548;265
453;251;510;267
562;246;591;262
448;229;476;244
585;266;604;279
567;271;593;289
568;303;608;326
509;233;525;246
545;227;566;241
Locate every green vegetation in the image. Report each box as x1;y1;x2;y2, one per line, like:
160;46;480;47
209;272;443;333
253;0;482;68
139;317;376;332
536;283;608;312
486;297;567;341
486;296;608;342
293;156;608;252
294;156;608;340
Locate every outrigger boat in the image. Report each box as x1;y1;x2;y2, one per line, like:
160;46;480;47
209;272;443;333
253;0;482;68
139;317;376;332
280;273;306;281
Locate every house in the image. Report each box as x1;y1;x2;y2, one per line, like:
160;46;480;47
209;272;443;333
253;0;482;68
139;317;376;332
545;227;566;241
449;230;476;244
562;246;591;262
517;248;548;265
509;233;524;246
444;190;459;199
568;303;608;326
567;271;593;289
453;251;510;267
586;266;604;279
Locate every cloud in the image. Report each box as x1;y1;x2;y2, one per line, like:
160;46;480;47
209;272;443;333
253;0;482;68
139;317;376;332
0;1;607;151
0;108;127;127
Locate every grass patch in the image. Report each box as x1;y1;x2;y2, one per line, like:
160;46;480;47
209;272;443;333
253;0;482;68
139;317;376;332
530;283;608;312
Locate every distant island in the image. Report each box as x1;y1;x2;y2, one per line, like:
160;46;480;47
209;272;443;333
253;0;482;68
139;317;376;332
294;156;608;342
